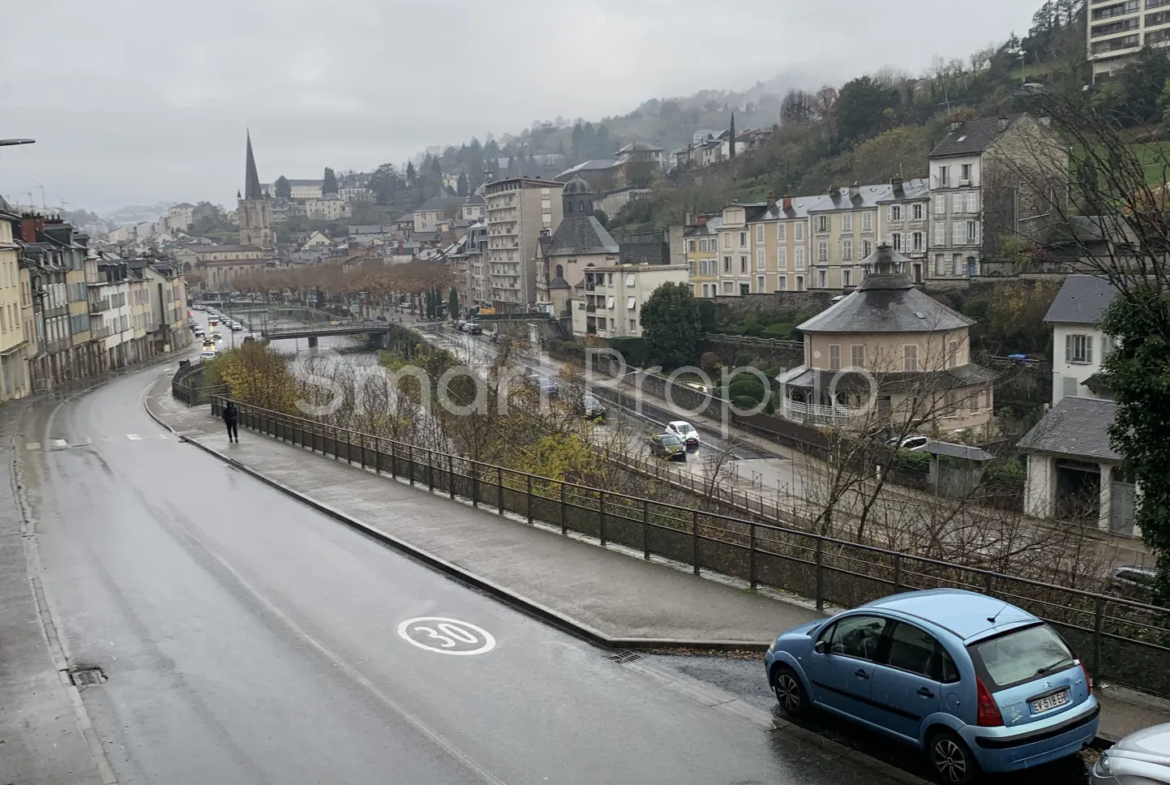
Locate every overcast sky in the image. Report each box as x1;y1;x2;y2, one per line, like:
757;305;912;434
1;0;1037;214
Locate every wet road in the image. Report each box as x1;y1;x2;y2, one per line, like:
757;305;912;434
19;364;891;785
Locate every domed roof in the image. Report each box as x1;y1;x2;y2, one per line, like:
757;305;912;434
563;175;592;195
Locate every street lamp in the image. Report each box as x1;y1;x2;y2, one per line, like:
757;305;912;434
0;139;36;147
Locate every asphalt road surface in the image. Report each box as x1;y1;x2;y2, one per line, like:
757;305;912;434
16;362;890;785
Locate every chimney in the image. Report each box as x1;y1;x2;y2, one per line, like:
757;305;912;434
829;184;841;199
950;121;962;132
684;211;694;227
891;175;904;190
998;115;1010;132
849;182;860;200
20;214;42;244
875;244;896;275
696;215;707;228
767;192;777;210
782;196;793;211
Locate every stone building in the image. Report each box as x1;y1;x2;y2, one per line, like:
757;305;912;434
238;131;274;250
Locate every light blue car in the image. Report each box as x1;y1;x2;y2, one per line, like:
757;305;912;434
764;589;1099;783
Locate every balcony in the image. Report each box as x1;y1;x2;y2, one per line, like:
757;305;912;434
781;398;855;428
89;300;109;314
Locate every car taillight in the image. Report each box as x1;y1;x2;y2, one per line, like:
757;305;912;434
1080;661;1092;695
976;678;1003;727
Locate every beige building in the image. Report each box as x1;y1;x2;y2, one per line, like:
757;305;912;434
714;196;816;296
776;247;994;435
414;196;467;232
1088;0;1170;79
485;178;564;308
571;264;689;339
681;215;723;298
306;194;350;221
0;204;30;400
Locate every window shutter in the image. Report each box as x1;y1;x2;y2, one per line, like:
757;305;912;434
1086;336;1093;364
1065;334;1072;362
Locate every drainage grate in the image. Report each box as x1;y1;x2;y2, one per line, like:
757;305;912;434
606;651;642;664
69;667;106;687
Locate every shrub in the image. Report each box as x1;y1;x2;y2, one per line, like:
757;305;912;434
731;395;762;411
700;351;723;374
892;448;931;474
764;322;796;338
608;336;648;367
547;338;563;354
560;341;586;358
728;375;766;402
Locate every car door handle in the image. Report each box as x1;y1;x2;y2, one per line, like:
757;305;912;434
917;687;935;698
855;668;869;679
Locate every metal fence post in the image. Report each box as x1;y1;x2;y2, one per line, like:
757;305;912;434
389;440;397;477
984;572;994;596
642;499;650;560
449;455;455;499
893;554;902;591
408;445;415;486
526;476;533;524
599;491;607;547
749;521;757;590
472;466;479;509
692;510;700;576
1093;595;1105;687
560;482;567;534
815;539;825;612
427;450;434;491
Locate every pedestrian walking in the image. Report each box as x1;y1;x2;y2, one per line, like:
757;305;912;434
223;401;239;443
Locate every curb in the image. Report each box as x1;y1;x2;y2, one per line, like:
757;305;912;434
142;395;1112;772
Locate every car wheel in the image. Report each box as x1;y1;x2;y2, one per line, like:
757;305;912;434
928;730;977;785
771;665;808;717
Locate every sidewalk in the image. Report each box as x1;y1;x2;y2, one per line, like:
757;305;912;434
145;376;1170;745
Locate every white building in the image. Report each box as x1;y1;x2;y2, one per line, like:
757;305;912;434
1018;275;1137;537
93;260;132;369
305;194;350;221
571;264;689;340
262;180;323;201
485;178;564;308
166;203;194;233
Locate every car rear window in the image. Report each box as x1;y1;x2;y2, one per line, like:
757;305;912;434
969;624;1074;690
661;435;682;445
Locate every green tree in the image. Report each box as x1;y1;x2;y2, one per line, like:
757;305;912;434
592;209;609;228
449;287;460;318
322;167;338;195
431;157;442;176
274;176;292;199
457;171;469;196
369;163;401;206
835;76;899;144
640;282;700;368
729;113;737;159
1101;282;1170;605
406;161;416;186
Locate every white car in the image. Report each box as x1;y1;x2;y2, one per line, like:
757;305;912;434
199;349;217;360
887;434;930;451
1092;723;1170;783
666;421;700;448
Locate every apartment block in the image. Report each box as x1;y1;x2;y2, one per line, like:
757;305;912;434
1088;0;1170;79
572;264;689;339
485;178;564;309
877;177;931;285
681;215;723;298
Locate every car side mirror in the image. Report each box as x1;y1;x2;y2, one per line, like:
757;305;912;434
814;640;828;655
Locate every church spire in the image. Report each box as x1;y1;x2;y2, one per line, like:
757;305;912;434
244;129;263;201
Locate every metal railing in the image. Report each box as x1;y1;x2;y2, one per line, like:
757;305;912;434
261;321;389;338
213;396;1170;697
171;361;228;406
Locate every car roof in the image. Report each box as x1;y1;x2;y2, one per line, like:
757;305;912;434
858;589;1038;643
669;421;693;428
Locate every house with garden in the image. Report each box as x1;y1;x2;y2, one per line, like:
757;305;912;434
774;245;995;436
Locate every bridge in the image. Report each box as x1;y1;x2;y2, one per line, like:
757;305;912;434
261;321;394;347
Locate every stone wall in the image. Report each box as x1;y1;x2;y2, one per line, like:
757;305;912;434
712;290;837;322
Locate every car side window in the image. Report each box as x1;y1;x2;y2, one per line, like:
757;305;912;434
885;622;943;679
938;649;960;684
828;615;888;662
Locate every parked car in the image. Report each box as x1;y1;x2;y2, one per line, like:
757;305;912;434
466;322;483;335
578;393;607;421
455;319;466;332
1091;722;1170;784
649;432;686;461
666;420;700;448
1109;565;1157;602
765;589;1098;784
525;373;559;396
887;434;930;452
229;323;243;332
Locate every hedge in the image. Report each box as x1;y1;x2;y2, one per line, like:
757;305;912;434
608;336;648;368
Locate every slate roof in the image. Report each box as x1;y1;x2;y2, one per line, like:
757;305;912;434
930;115;1023;159
465;194;486;206
776;365;995;392
808;184;893;212
683;216;723;237
921;442;994;461
417;196;466;213
1043;275;1117;325
877;177;931;203
798;251;973;334
557;159;622;178
546;215;619;256
1018;396;1120;462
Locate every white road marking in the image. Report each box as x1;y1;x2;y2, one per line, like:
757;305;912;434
49;439;68;450
397;617;496;656
26;442;40;451
126;434;142;441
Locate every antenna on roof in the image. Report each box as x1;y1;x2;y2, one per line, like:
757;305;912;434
987;598;1011;625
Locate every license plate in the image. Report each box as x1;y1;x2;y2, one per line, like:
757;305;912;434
1031;690;1069;714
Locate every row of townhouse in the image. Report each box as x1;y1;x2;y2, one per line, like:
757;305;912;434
0;202;191;400
678;113;1069;296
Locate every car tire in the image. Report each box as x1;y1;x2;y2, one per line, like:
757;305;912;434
771;665;808;718
927;729;978;785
